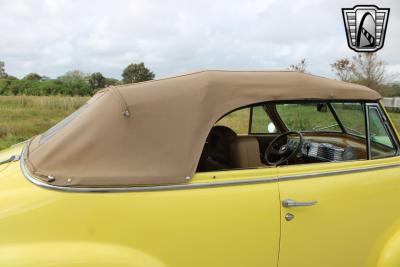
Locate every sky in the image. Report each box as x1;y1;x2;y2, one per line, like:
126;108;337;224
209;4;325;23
0;0;399;80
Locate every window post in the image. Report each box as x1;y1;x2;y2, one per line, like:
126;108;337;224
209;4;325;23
364;103;372;160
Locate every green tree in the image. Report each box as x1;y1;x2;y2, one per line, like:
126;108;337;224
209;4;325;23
105;77;120;87
0;61;7;78
57;70;91;96
57;70;88;84
23;73;42;81
0;79;8;95
89;72;106;91
122;62;155;84
5;75;18;80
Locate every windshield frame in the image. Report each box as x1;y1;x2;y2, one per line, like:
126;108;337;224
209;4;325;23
328;102;369;138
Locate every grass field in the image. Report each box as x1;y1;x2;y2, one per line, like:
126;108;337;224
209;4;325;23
0;96;400;150
389;112;400;131
0;96;88;150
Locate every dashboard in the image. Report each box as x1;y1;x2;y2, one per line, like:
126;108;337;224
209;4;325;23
288;139;357;162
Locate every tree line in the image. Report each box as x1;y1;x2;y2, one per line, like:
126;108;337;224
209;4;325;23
0;62;154;96
1;54;399;97
289;53;400;97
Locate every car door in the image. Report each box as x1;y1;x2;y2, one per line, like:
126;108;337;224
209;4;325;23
206;106;281;266
278;103;400;267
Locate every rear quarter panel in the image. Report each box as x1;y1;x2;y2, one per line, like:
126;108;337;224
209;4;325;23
0;161;280;267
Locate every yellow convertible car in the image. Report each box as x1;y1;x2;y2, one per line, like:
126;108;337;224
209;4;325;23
1;70;400;267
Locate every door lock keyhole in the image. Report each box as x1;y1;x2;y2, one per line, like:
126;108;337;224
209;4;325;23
285;213;295;221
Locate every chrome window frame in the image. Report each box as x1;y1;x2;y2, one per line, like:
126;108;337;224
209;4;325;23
365;102;400;159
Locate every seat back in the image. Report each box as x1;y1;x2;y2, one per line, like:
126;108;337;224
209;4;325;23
230;136;264;169
197;126;237;171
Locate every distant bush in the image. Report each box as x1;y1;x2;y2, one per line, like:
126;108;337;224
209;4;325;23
0;69;117;96
0;79;67;96
0;76;93;96
380;84;400;97
0;61;155;96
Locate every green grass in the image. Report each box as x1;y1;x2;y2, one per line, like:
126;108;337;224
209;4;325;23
389;112;400;131
0;95;88;150
0;96;400;150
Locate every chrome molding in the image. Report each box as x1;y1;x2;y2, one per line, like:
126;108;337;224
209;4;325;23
282;198;317;207
20;156;278;193
279;162;400;182
20;148;400;193
0;155;21;166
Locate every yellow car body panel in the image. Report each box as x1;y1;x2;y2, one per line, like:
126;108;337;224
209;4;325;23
0;148;280;267
1;103;400;267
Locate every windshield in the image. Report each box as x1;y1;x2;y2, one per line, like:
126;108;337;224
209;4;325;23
330;102;366;137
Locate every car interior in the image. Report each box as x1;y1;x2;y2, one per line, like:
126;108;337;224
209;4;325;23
197;101;398;172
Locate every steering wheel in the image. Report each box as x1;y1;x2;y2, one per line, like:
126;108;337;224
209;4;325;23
265;131;303;166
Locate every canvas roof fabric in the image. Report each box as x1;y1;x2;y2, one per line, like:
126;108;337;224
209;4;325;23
23;70;381;187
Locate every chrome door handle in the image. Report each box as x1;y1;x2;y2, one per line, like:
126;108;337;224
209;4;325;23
282;198;317;208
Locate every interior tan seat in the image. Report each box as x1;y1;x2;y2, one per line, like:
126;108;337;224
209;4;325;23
230;136;264;169
197;126;237;171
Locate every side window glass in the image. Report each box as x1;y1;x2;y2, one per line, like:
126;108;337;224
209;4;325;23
250;106;277;134
216;107;249;134
368;107;397;159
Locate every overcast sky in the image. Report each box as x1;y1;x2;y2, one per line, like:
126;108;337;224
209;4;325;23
1;0;399;80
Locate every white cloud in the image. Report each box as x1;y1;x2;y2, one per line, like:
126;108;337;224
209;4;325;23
0;0;399;80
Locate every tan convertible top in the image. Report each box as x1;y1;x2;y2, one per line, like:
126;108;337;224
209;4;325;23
23;70;380;187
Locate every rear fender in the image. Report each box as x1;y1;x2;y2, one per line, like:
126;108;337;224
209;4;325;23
377;230;400;267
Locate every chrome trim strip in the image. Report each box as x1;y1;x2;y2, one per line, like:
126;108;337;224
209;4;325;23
279;162;400;182
20;147;400;193
20;155;278;193
0;155;21;166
